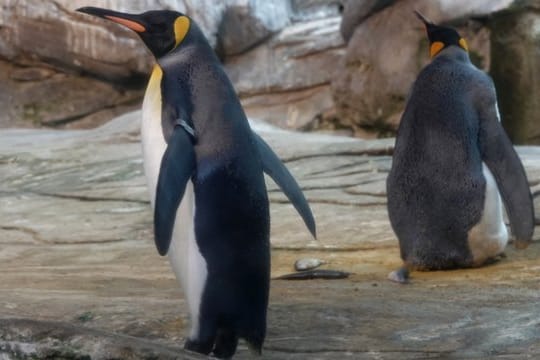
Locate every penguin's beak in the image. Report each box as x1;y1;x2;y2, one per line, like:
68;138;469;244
414;10;434;28
77;7;147;33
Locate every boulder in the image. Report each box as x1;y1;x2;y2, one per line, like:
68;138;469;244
217;0;292;58
0;59;142;129
490;0;540;144
226;16;346;129
290;0;344;21
331;0;514;137
340;0;396;42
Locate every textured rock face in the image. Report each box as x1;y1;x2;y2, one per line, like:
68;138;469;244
340;0;396;42
0;0;344;131
490;0;540;144
226;16;345;129
0;0;310;80
290;0;343;20
0;0;232;80
331;0;514;136
0;59;143;129
2;0;537;136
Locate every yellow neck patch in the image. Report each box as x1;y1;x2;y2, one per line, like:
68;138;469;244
430;41;445;58
173;16;190;48
149;64;163;86
146;64;163;103
459;38;469;52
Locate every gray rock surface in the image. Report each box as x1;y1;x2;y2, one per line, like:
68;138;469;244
217;0;293;58
490;0;540;144
226;16;345;129
1;112;539;359
291;0;343;21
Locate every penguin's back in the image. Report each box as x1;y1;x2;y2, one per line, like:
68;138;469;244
387;49;489;269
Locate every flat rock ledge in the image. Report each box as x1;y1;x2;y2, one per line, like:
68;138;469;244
0;112;539;359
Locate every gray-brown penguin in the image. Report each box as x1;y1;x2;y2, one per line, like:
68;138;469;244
386;12;534;283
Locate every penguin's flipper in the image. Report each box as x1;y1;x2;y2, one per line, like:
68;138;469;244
154;125;196;256
478;95;534;246
252;132;316;238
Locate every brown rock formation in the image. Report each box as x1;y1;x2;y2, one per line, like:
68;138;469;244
490;0;540;144
331;0;513;137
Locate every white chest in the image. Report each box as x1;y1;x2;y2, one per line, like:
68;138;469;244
140;65;207;339
467;163;509;265
141;65;167;205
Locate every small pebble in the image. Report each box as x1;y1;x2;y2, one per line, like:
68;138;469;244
294;258;324;271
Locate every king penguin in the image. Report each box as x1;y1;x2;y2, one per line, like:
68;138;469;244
77;7;316;358
386;11;534;283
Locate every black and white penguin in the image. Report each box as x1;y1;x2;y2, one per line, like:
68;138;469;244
77;7;316;358
386;11;534;283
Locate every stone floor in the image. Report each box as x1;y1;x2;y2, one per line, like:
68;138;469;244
0;112;539;359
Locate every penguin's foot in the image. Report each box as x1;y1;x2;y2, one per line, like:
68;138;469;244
184;337;213;356
212;330;238;359
388;267;410;284
514;239;530;250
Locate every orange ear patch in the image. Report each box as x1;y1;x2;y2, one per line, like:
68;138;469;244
430;41;445;58
105;15;146;33
459;38;469;52
173;16;190;47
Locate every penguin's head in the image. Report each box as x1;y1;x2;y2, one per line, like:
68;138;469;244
415;11;469;58
77;7;191;59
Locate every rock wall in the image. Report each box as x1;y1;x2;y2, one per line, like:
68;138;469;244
490;0;540;144
0;0;234;79
225;16;345;129
0;0;342;129
1;0;538;138
331;0;514;136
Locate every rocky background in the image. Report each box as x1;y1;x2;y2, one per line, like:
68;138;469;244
1;1;540;358
0;0;539;138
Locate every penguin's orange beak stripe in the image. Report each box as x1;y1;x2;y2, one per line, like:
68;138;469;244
105;16;146;33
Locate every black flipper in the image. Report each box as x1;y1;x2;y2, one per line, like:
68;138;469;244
477;81;534;245
252;132;316;238
154;125;196;256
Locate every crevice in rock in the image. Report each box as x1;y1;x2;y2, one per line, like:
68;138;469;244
282;149;394;163
49;238;128;245
305;159;372;176
268;178;386;193
0;225;42;242
238;81;331;98
270;198;386;207
271;244;396;252
306;168;386;180
28;191;149;205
